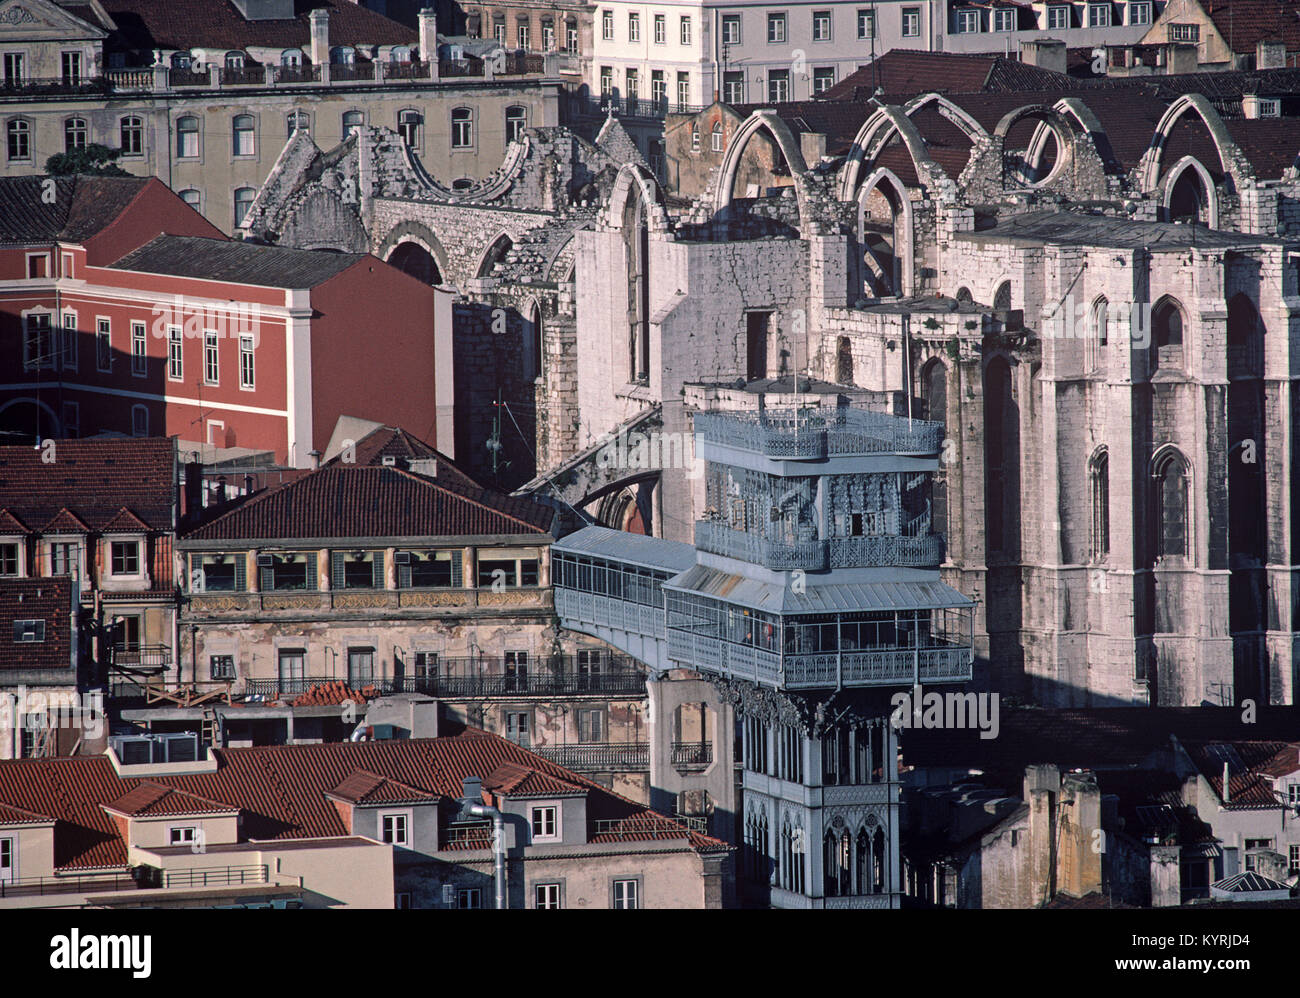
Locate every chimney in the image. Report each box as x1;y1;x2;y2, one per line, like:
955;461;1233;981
183;461;203;522
309;449;322;470
309;8;330;65
418;7;438;63
1256;38;1286;70
1223;761;1231;802
1020;38;1067;75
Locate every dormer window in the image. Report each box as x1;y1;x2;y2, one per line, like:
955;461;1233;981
0;543;19;576
531;804;559;841
168;825;198;846
224;52;245;70
110;540;141;576
380;811;410;846
13;619;44;643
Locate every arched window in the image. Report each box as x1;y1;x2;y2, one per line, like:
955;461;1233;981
176;115;199;158
232;114;255;156
711;120;723;151
224;51;245;70
330;46;356;65
64;117;87;152
836;336;854;385
525;302;543;381
287;110;310;136
505;105;527;143
1152;297;1184;371
1087;295;1108;371
993;280;1012;312
1154;450;1188;559
1090;449;1109;560
119;115;143;156
691;124;700;151
280;49;302;67
179;189;201;209
389;46;411;63
873;828;886;892
451;107;473;149
397;109;422;147
1226;292;1261;378
170;52;191;70
342;110;364;137
233;187;256;228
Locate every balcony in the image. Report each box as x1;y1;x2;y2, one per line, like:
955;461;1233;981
671;741;714;768
533;742;649;771
565;93;706;121
111;644;172;670
187;586;551;614
694;522;944;571
159;865;268;889
0;871;138;899
693;408;944;459
555;587;666;638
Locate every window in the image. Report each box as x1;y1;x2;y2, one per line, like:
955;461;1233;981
812;67;835;93
380;812;409;846
287;109;310;136
902;7;920;36
0;544;18;576
59;312;77;371
13;619;43;642
654;13;665;43
131;405;149;437
531;805;558;840
233;187;255;227
535;883;561;908
768;69;789;103
1289;785;1300;807
278;648;305;684
956;9;979;32
348;647;375;686
120;115;143;155
625;68;638;98
651;69;666;105
61;51;82;84
204;331;219;385
1048;4;1070;28
342;110;364;137
7;119;30;160
1088;3;1111;27
64;117;87;152
398;109;422;147
95;317;111;372
210;655;236;680
456;888;482;909
600;66;613;96
1129;1;1152;25
395;892;411;909
1155;452;1188;559
1257;98;1280;117
813;10;832;40
767;12;786;43
59;403;78;439
723;71;744;104
505;105;527;143
629;12;640;41
167;325;183;380
3;52;23;85
168;826;197;846
1153;298;1184;369
230;113;254;157
505;711;530;748
111;541;141;576
602;9;613;40
23;312;53;371
194;553;242;592
857;8;875;38
131;321;146;377
543;22;555;50
578;708;604;742
516;22;529;49
691;124;700;151
681;15;692;44
677;72;690;108
451;108;472;148
176;115;198;158
239;334;255;389
994;8;1015;31
1091;450;1110;560
712;119;725;150
722;14;741;44
613;879;638;908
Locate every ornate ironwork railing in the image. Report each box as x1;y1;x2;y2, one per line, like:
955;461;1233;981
693;408;944;458
533;743;649;770
671;741;713;767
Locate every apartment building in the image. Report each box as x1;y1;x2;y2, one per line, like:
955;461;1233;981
0;174;447;466
0;728;732;907
0;0;563;232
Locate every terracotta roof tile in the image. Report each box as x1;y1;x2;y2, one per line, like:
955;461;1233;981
1186;740;1299;808
0;578;74;673
483;761;586;798
0;509;28;534
327;769;441;805
1205;0;1300;55
0;801;53;825
41;508;91;534
105;781;239;817
100;507;152;533
0;176;153;245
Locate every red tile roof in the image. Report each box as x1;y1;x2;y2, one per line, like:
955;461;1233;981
0;176;154;246
41;508;91;534
287;680;382;707
0;578;74;673
821;51;1074;102
0;729;727;870
0;509;28;534
104;781;239;817
181;465;553;542
484;761;586;799
0;801;52;825
1186;740;1300;808
327;769;440;805
99;0;417;59
0;438;175;535
1205;0;1300;55
327;425;482;492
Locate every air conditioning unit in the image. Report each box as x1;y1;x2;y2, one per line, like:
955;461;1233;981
256;554;273;568
109;732;199;764
381;455;397;467
394;551;412;565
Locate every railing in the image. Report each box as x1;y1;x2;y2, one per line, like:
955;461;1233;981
500;54;546;75
693;408;944;459
442;824;493;850
162;865;267;889
329;62;375;82
421;669;647;698
222;65;268;86
0;871;138;898
671;741;713;767
111;644;172;669
188;586;551;612
143;680;234;708
169;68;210;87
555;587;667;638
385;60;431;80
275;64;321;84
591;817;691;841
0;76;111;96
567;93;706;120
439;58;485;77
105;68;154;89
533;742;649;770
784;646;972;687
674;812;710;834
697;521;945;570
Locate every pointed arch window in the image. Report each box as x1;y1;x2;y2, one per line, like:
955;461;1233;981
1152;297;1184;371
1090;449;1109;560
1154;450;1188;559
1087;295;1108;371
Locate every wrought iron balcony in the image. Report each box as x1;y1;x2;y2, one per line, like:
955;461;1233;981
671;741;714;767
693;408;944;459
111;644;172;669
533;742;649;771
694;522;945;570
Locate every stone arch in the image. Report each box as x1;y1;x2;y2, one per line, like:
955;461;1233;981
387;240;443;286
376;220;452;285
522;296;543;382
993;105;1075;188
1053;97;1121;173
1150;444;1191;561
902;92;988;145
1160;155;1219;227
992;280;1012;311
605;162;669;232
475;231;515;279
1139;93;1249;194
856;166;915;297
1150;294;1187;372
713;110;810;221
840;104;949;201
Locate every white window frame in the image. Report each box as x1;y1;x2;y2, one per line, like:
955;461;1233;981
612;877;639;908
110;537;143;577
722;14;741;44
25;251;49;279
456;887;482;909
232;113;256;157
22;309;54;371
1048;5;1070;29
204;330;219;385
167;825;198;846
654;13;665;44
239;334;256;390
0;836;13;882
767;12;786;44
531;803;560;842
994;8;1015;31
812;9;832;41
1129;1;1151;25
534;882;562;909
602;9;613;40
0;541;21;577
1088;3;1111;28
628;11;640;41
95;315;111;373
680;15;692;45
379;809;412;846
61;310;77;371
902;7;921;36
131;320;147;377
167;325;183;381
956;9;980;33
857;8;875;38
